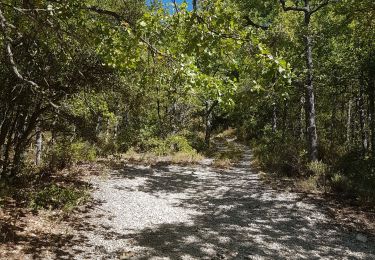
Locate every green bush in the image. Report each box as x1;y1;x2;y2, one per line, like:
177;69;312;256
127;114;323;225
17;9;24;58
30;184;88;211
166;135;195;153
47;140;97;170
306;161;329;191
334;150;375;201
253;132;307;176
331;173;351;193
186;131;206;152
141;135;197;156
97;137;118;156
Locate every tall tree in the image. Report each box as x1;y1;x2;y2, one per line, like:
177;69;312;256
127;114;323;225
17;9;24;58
279;0;331;161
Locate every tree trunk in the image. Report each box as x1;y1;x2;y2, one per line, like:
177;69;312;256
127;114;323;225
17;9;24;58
282;101;288;137
193;0;197;11
204;100;218;148
299;96;305;140
346;99;352;145
35;124;42;165
330;95;337;152
358;78;368;154
105;118;110;143
114;116;119;140
272;103;277;133
96;114;102;136
304;15;318;162
205;106;213;148
368;78;375;158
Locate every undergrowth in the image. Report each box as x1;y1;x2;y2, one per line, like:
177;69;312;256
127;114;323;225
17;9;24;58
251;132;375;204
30;184;89;211
122;134;203;164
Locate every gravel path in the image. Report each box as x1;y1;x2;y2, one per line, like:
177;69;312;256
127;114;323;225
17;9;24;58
67;143;374;259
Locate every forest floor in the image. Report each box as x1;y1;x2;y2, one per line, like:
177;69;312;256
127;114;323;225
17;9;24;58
1;140;375;259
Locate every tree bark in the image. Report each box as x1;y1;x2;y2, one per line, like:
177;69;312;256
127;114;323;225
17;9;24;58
35;124;42;165
299;96;305;140
272;103;277;133
96;114;102;136
304;15;318;161
193;0;197;11
358;78;368;154
204;100;218;148
368;78;375;158
346;99;352;145
205;112;213;147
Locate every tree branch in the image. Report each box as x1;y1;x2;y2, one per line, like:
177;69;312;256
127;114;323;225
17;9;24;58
244;16;269;30
0;2;52;13
0;7;39;91
172;0;180;14
279;0;308;12
0;6;61;109
85;6;132;25
310;0;330;15
85;5;169;58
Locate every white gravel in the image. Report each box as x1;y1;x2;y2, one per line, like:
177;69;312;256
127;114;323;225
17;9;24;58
67;143;374;260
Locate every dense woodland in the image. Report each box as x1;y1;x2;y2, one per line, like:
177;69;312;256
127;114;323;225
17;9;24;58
0;0;374;202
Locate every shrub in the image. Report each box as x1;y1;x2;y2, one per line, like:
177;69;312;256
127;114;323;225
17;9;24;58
331;173;351;193
186;131;206;152
141;135;197;156
166;135;195;153
294;161;329;192
123;135;203;164
30;184;88;211
334;150;375;201
307;161;329;191
47;140;97;170
252;132;307;176
214;127;237;140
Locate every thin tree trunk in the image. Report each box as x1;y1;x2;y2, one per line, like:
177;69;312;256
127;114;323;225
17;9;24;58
346;99;352;145
272;103;277;133
304;22;318;161
282;101;288;137
114;116;119;140
35;124;42;165
204;100;218;148
330;95;337;152
105;118;110;143
359;79;368;154
96;115;102;136
299;96;305;140
50;115;57;146
368;78;375;158
205;104;213;148
193;0;197;11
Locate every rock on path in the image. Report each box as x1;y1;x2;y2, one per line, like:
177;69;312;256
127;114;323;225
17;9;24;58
67;143;374;259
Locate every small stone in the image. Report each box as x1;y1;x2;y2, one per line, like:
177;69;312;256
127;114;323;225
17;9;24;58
356;234;368;243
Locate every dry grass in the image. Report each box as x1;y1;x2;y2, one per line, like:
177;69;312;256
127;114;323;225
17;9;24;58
214;127;237;140
212;158;232;169
118;148;204;166
295;176;320;193
170;152;204;164
213;142;244;163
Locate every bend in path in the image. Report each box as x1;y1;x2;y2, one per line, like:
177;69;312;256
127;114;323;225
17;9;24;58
67;142;374;259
